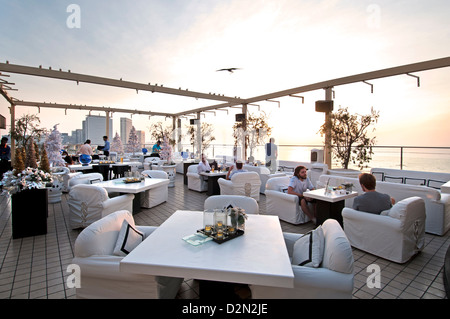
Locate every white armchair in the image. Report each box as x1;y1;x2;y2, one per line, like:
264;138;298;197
342;196;426;263
264;176;311;224
68;172;104;190
72;210;183;299
243;165;286;193
186;164;208;192
217;171;261;201
204;195;259;215
140;170;169;208
68;184;134;229
250;219;354;299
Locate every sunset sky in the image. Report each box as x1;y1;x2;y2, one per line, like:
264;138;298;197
1;0;449;148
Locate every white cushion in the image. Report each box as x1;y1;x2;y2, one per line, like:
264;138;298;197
386;200;408;220
113;220;145;256
292;225;324;268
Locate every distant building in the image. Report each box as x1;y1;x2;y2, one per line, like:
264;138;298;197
83;115;113;145
136;130;145;148
120;117;132;145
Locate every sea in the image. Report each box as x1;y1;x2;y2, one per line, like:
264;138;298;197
200;144;450;174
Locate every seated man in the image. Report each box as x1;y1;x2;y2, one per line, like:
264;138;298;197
226;159;247;180
197;153;211;174
287;165;316;223
353;173;395;214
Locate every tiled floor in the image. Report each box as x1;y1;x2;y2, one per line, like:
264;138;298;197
0;173;448;299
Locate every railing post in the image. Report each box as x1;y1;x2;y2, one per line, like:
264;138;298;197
400;147;404;170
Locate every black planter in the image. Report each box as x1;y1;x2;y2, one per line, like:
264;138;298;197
11;188;48;239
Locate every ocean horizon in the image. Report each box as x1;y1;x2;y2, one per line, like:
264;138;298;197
197;144;450;174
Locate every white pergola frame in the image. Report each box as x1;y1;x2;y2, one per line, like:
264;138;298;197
1;56;450;165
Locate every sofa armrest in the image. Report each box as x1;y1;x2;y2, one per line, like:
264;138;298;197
136;225;158;238
102;194;134;211
342;207;402;230
265;190;298;204
292;266;354;292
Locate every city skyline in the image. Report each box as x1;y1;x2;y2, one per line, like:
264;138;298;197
1;1;449;149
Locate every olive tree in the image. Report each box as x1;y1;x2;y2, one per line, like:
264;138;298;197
319;106;379;170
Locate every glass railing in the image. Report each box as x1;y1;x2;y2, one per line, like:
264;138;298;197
67;143;450;174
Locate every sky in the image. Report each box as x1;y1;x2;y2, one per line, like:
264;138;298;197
1;0;449;149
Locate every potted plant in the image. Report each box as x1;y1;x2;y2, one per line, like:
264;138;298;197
319;106;379;176
1;166;53;239
228;207;248;233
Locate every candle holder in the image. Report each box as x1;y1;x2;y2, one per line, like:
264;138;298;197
203;209;215;236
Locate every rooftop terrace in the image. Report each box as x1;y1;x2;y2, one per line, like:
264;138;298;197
0;173;448;300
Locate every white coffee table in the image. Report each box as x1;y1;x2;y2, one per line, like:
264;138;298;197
96;177;170;213
304;188;358;227
120;210;294;289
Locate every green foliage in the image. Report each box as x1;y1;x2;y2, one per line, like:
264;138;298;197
149;122;176;146
232;111;272;156
10;114;48;150
186;122;216;152
319;106;379;169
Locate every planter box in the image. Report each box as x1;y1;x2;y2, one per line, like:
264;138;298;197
11;188;48;239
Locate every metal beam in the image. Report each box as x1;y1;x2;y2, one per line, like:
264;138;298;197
242;56;450;104
13;100;170;117
0;63;245;104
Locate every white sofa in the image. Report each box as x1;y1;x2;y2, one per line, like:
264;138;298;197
243;164;286;193
250;219;354;299
370;167;450;190
186;164;208;192
277;161;328;188
343;197;426;263
72;210;183;299
68;184;135;229
68;172;104;190
140;170;169;208
204;195;259;215
264;176;312;224
217;171;261;201
318;174;450;236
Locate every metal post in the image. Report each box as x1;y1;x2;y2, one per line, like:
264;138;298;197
242;103;248;161
10;103;15;163
324;88;333;169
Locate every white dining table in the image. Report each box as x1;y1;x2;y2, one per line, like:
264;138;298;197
120;210;294;289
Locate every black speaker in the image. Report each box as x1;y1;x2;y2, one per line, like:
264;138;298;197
235;113;245;122
315;100;334;113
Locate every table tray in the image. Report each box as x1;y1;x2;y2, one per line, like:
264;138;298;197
197;228;244;244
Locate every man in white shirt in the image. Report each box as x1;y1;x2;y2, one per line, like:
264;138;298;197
288;165;316;223
197;153;211;173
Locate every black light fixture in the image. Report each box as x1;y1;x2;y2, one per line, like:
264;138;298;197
235;113;245;122
315;100;334;113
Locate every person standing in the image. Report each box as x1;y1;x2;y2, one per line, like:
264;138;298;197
102;136;110;157
287;165;316;223
0;137;11;179
78;139;94;156
265;137;278;174
151;140;162;157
